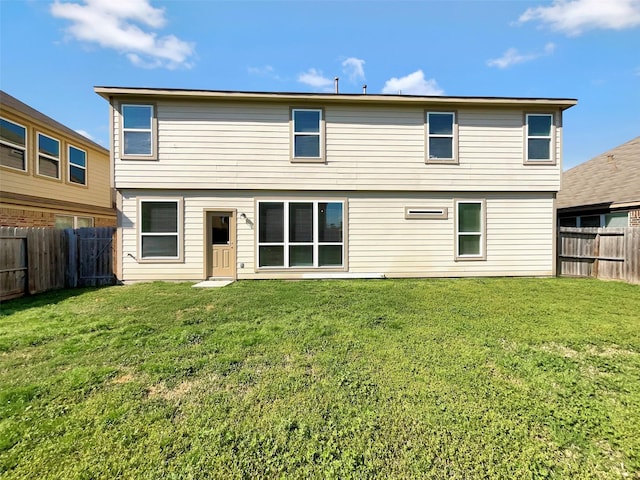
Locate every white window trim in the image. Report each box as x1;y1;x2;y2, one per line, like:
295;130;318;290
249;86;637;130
426;111;458;164
454;199;487;261
0;116;28;172
36;132;61;179
137;197;184;263
290;108;325;163
68;144;87;186
524;113;555;165
257;200;345;270
121;103;157;160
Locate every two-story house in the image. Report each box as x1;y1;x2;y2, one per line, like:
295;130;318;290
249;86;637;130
95;87;576;282
1;91;116;228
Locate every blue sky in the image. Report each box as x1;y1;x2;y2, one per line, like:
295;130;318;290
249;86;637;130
1;0;639;169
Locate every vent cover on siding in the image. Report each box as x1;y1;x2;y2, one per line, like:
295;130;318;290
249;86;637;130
404;207;448;220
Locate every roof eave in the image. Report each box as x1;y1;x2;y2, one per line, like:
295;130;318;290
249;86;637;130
94;86;578;110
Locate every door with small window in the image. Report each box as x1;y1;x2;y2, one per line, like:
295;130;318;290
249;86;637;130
207;211;236;278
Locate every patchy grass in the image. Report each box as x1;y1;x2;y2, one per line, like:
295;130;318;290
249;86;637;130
0;278;639;479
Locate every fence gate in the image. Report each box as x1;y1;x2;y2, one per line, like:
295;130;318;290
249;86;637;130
76;227;115;287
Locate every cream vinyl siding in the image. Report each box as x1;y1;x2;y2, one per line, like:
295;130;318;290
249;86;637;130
112;101;562;192
118;190;554;282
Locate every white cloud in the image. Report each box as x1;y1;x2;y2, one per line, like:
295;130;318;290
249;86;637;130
487;42;556;69
381;70;444;95
342;57;366;82
298;68;333;90
518;0;640;36
248;65;274;75
75;129;94;140
50;0;195;69
248;65;282;80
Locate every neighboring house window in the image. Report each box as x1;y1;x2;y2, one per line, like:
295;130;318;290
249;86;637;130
139;199;182;260
455;200;486;260
426;111;457;163
525;113;554;163
605;212;628;227
291;108;323;162
68;145;87;185
559;217;577;227
37;132;60;179
258;200;344;268
122;104;156;158
579;215;601;228
567;212;629;228
0;117;27;171
55;215;94;228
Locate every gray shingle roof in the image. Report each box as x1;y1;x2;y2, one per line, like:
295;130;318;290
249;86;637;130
557;136;640;210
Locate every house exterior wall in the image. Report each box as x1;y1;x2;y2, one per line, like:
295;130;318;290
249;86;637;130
118;189;556;282
1;96;115;227
96;89;574;282
111;100;563;192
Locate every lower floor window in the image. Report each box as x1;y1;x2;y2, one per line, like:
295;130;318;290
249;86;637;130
456;200;485;259
258;200;344;268
55;215;94;229
140;200;180;259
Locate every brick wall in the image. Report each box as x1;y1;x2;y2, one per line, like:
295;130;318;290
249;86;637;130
630;208;640;227
0;207;55;227
0;206;116;228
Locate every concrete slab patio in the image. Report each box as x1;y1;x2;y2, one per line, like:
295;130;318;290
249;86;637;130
192;280;234;288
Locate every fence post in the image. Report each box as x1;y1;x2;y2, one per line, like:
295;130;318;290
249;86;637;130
65;228;78;288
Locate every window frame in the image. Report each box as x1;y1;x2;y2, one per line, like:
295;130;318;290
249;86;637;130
290;107;325;163
0;116;28;172
524;112;556;165
454;199;487;261
120;103;158;160
137;197;184;263
256;199;346;271
425;110;458;164
67;144;88;186
36;131;61;180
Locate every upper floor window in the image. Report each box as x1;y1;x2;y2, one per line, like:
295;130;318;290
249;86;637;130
37;132;60;179
525;113;554;164
426;111;457;164
122;104;156;158
1;117;27;171
291;108;324;162
68;145;87;185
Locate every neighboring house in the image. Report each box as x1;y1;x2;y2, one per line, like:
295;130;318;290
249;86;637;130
95;86;576;282
557;136;640;228
0;90;115;228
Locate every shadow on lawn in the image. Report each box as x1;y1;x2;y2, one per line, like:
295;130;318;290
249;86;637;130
0;285;119;315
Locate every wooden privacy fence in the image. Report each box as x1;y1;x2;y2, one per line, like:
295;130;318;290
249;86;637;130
0;227;116;301
558;227;640;284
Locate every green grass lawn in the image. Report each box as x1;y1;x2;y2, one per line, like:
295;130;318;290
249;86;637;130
1;278;639;479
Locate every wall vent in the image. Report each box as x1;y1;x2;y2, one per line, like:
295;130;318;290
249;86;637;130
404;207;448;220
